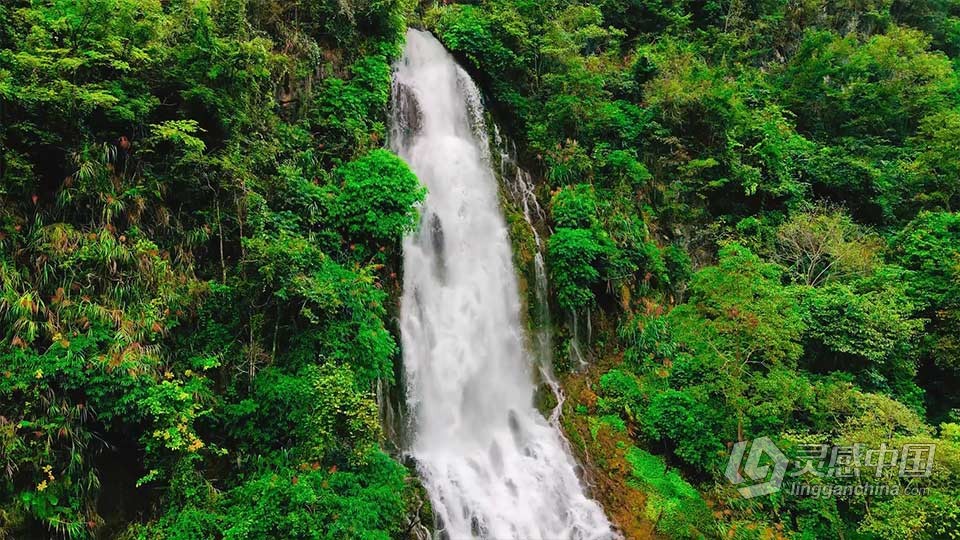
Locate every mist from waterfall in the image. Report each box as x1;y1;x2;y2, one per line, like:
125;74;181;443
391;29;615;540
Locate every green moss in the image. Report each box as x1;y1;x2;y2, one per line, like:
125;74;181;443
625;447;714;539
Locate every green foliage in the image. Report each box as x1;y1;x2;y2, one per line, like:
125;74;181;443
547;227;614;310
212;451;407;540
800;276;925;407
550;184;599;229
427;0;960;535
225;364;381;467
242;233;398;385
775;205;882;286
332;149;425;246
132;450;407;540
908;110;960;211
662;244;692;294
890;211;960;411
669;244;805;367
4;0;960;536
620;314;678;368
641;390;727;471
625;447;714;538
0;0;416;537
780;27;956;142
310;55;398;167
891;211;960;309
859;488;960;539
596;369;644;421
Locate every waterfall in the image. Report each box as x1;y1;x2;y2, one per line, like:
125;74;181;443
391;29;615;540
494;130;567;426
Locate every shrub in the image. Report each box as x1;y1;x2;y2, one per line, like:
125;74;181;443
333;149;425;245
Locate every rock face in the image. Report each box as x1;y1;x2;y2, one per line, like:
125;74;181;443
391;80;423;148
428;212;446;281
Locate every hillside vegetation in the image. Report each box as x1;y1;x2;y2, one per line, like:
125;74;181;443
1;0;959;538
424;0;960;537
0;0;426;537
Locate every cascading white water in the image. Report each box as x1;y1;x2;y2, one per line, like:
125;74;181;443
495;132;567;425
391;29;615;540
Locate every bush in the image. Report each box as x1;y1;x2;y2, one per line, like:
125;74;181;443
625;447;715;539
333;149;425;245
550;184;599;228
641;389;726;472
547;227;614;310
596;368;645;420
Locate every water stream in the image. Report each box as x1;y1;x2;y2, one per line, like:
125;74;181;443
391;29;614;540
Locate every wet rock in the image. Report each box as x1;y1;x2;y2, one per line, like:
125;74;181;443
391;81;422;145
429;213;446;280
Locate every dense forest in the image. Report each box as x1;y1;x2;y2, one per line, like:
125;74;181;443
1;0;959;538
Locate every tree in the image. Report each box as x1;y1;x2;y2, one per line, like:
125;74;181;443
550;183;599;229
780;27;956;143
775;205;882;286
891;212;960;412
800;276;925;408
909;110;960;211
671;243;805;367
0;0;419;537
640;389;727;471
667;244;804;440
332;149;425;246
547;227;614;310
